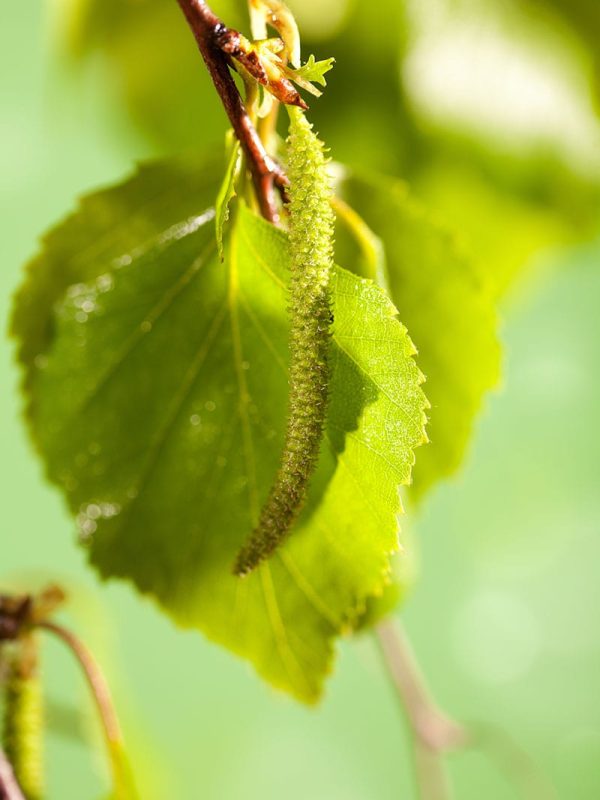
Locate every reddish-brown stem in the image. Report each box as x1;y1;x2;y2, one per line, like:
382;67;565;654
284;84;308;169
39;621;121;744
0;749;25;800
175;0;289;223
38;622;137;799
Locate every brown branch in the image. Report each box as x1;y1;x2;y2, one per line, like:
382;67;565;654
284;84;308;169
175;0;289;223
0;749;25;800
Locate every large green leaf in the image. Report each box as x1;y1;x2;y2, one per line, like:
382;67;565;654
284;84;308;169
11;157;427;702
335;170;501;499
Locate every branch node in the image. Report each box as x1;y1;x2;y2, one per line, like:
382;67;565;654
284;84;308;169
176;0;291;224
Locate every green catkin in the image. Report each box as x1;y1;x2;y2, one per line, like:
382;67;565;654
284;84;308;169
2;640;44;800
234;108;335;576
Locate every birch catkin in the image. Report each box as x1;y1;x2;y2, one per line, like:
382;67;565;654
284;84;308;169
2;640;44;800
234;108;334;575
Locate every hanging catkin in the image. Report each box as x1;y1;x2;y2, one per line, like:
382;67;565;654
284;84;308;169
2;638;44;800
234;108;334;575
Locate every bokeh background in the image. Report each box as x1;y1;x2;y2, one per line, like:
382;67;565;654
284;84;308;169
2;1;600;797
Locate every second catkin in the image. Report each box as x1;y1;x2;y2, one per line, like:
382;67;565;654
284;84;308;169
2;636;44;800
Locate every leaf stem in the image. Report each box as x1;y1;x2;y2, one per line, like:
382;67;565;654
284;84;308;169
0;749;25;800
330;195;387;286
175;0;289;223
375;619;467;800
375;619;557;800
257;99;281;159
37;622;138;800
468;722;558;800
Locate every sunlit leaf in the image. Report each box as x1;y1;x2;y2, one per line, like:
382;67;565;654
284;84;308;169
335;169;501;499
12;157;428;702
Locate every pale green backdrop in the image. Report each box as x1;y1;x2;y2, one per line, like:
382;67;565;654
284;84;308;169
2;3;599;798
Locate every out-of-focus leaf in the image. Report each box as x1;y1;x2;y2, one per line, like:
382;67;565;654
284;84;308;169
525;0;600;101
11;157;428;702
56;0;245;151
415;163;572;298
411;141;600;299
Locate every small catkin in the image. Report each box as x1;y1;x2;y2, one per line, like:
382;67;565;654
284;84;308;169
234;109;335;575
2;644;44;800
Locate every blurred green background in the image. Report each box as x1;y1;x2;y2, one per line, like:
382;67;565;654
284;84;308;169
2;1;600;797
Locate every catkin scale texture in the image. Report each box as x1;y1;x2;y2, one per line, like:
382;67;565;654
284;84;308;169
3;654;44;800
234;110;334;575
